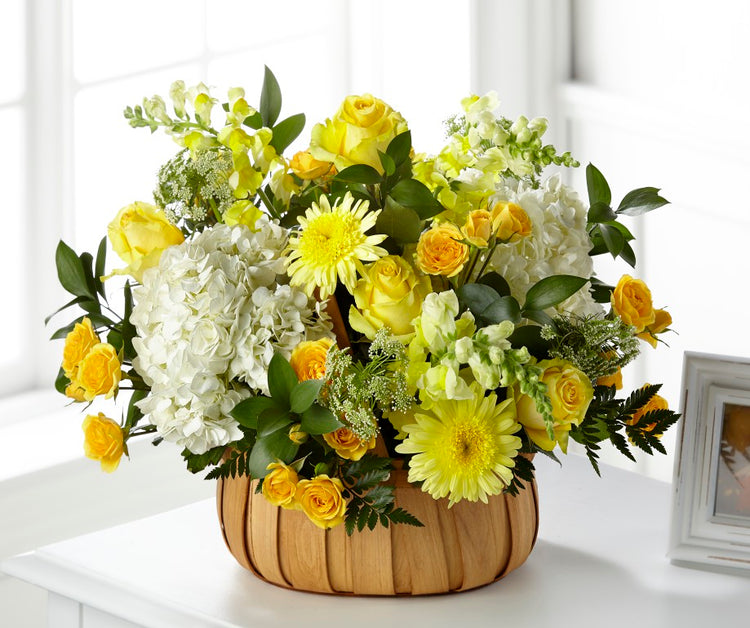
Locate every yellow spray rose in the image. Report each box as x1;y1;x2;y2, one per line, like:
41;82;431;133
491;201;532;242
75;343;121;401
289;338;335;381
107;201;185;282
462;209;494;247
637;308;672;348
309;94;408;173
515;358;593;453
627;386;669;435
295;475;347;529
348;256;431;341
62;317;99;380
416;222;469;278
262;462;299;508
611;275;655;333
597;367;623;390
323;427;376;461
82;413;124;473
289;151;335;180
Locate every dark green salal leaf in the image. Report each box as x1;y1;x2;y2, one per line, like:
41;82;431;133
386;131;412;166
300;403;344;434
95;237;107;299
388;179;443;219
290;379;323;414
269;113;305;153
257;406;293;438
375;200;422;244
259;66;282;127
478;272;512;297
587;201;616;223
56;240;91;298
231;396;278;429
55;367;70;394
508;325;551;357
523;275;588;311
617;187;669;216
586;163;611;206
599;223;625;258
248;431;299;478
267;353;297;406
378;150;396;176
334;164;382;184
589;277;614;303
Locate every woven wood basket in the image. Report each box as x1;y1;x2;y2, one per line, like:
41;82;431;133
216;469;539;595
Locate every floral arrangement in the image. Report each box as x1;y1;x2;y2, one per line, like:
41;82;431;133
49;68;679;533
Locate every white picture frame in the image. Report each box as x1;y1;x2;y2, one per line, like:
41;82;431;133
669;351;750;576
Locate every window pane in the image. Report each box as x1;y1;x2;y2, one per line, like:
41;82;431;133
0;0;25;102
73;66;201;250
72;0;204;83
0;107;26;368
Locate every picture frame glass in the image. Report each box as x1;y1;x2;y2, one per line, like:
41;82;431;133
714;401;750;523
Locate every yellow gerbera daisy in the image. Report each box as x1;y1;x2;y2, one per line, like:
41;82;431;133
286;192;387;300
396;384;522;506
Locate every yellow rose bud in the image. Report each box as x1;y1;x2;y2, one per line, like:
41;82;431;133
62;317;99;380
462;209;494;247
491;202;532;242
597;368;623;390
82;413;124;473
75;343;121;401
627;386;669;435
309;94;408;173
415;222;469;278
262;462;299;508
107;201;185;283
514;358;593;453
637;308;672;348
611;275;656;334
222;200;263;230
289;151;335;180
289;338;335;381
323;427;376;461
295;475;347;529
348;256;431;341
288;423;309;445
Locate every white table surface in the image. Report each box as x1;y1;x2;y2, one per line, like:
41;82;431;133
3;454;749;627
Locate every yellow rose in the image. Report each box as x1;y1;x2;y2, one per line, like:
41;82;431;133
627;386;669;435
491;202;532;242
597;367;623;390
348;255;432;341
309;94;408;173
323;427;376;461
82;413;124;473
288;423;309;445
107;201;185;282
295;475;347;529
74;343;121;401
416;222;469;278
289;338;335;381
515;358;593;453
62;317;99;379
289;151;335;180
222;200;262;230
637;308;672;348
65;381;87;402
611;275;655;334
262;462;299;508
462;209;494;247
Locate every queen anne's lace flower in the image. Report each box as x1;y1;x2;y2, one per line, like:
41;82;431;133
131;218;332;454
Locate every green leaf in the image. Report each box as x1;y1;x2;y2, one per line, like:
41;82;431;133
457;283;499;315
56;240;91;298
257;406;293;438
290;379;323;414
523;275;588;311
267;353;297;405
270;113;306;153
242;111;263;130
589;277;614;303
125;389;148;431
523;309;555;327
388;179;443;219
95;237;107;299
586;163;611;206
259;66;282;127
247;431;299;478
300;404;344;435
54;367;70;394
508;325;552;356
378;150;396;176
481;296;522;325
334;164;382;184
617;187;669;216
600;223;625;258
44;295;90;325
478;272;511;297
587;201;616;223
375;201;422;244
231;396;278;429
386;131;412;166
620;240;636;267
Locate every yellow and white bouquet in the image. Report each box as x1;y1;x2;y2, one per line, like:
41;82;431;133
49;68;678;533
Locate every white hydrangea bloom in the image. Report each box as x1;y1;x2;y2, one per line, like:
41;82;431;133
488;174;604;318
131;218;332;454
